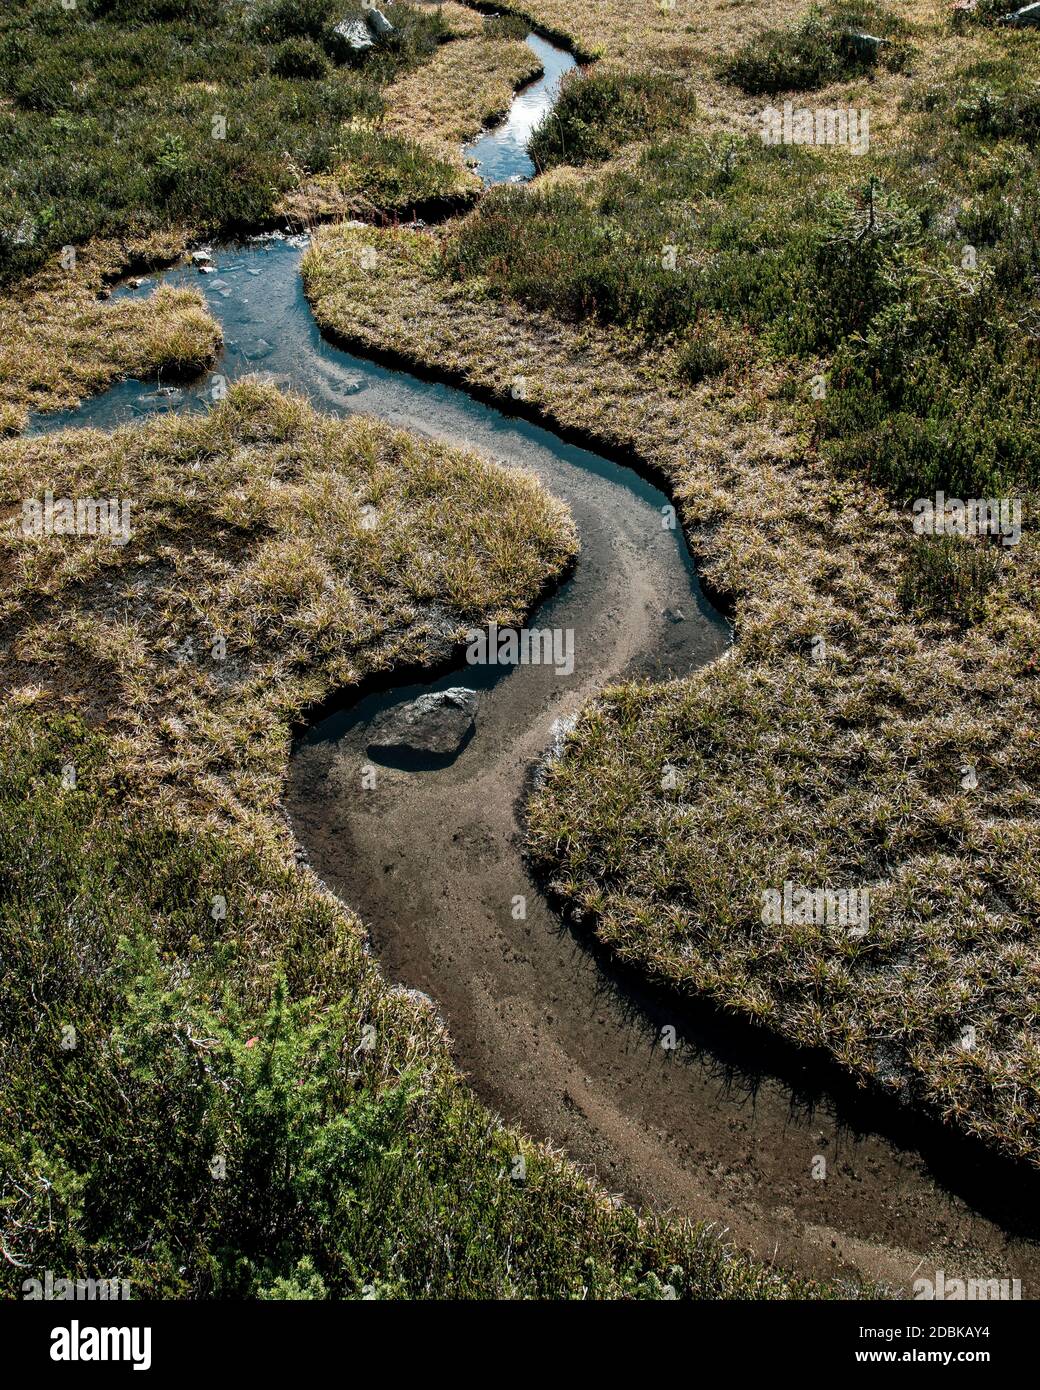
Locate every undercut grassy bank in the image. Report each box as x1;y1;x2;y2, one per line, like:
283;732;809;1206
382;8;542;165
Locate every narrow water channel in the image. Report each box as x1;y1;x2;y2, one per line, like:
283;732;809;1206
463;32;577;183
31;32;1040;1294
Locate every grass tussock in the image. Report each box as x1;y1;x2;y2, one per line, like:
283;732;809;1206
0;234;221;435
899;533;1006;627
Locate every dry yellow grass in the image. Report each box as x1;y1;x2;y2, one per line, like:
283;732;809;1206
0;233;220;436
383;31;542;165
0;379;577;841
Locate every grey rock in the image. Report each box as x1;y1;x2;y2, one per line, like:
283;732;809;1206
365;6;395;36
335;17;375;48
1000;1;1040;22
841;29;886;59
368;687;477;757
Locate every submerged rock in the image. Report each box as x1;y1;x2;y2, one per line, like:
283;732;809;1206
368;687;477;758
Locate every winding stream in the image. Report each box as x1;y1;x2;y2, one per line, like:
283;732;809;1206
463;32;576;183
34;34;1040;1293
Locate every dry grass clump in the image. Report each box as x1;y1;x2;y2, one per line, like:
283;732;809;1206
383;27;542;165
0;379;577;831
302;218;1040;1165
0;234;220;436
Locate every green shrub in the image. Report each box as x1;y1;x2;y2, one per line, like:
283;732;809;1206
483;13;530;42
721;3;911;95
955;76;1040;143
676;318;734;383
530;70;694;170
899;533;1004;625
271;36;331;80
251;0;338;45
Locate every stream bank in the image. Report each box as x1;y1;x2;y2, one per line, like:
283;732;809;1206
30;32;1040;1295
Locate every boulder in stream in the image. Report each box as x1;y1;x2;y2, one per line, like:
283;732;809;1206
368;687;477;759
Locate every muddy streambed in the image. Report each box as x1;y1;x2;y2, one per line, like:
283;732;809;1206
32;33;1040;1294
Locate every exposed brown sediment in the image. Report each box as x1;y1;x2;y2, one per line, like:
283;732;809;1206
283;392;1040;1292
